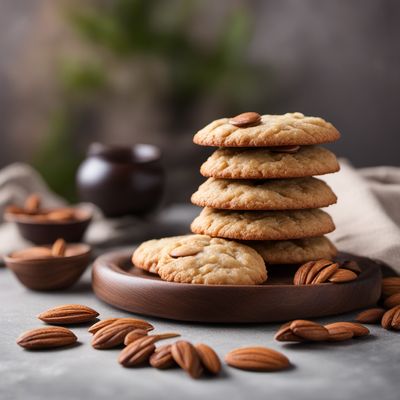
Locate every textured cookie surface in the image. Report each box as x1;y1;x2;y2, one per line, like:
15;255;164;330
191;177;337;210
132;235;203;273
193;113;340;147
157;235;267;285
200;146;339;179
247;237;337;265
191;208;335;241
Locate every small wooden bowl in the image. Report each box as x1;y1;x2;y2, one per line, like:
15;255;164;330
4;243;91;291
4;208;92;245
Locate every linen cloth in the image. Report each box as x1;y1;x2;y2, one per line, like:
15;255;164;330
0;161;399;273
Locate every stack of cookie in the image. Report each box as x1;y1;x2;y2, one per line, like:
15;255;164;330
190;112;340;266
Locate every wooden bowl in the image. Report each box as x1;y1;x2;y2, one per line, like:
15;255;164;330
4;244;91;291
4;208;92;245
92;250;382;323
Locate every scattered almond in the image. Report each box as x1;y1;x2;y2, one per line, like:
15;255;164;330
325;322;369;337
381;305;400;330
355;308;386;324
38;304;99;325
17;327;77;349
225;346;290;372
88;318;119;334
92;319;153;349
290;320;330;341
274;324;304;342
119;336;156;367
325;324;354;342
228;112;262;128
149;345;175;369
195;343;221;375
171;341;203;379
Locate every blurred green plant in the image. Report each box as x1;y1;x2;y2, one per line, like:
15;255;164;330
33;0;273;201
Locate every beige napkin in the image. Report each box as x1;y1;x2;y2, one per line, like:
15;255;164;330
324;160;400;273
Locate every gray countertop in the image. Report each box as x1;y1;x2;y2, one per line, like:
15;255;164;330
1;262;399;400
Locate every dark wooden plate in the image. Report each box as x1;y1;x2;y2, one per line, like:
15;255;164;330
92;250;382;323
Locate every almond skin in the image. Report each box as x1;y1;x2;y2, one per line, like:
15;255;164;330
384;293;400;309
328;269;358;283
119;336;156;367
195;343;221;375
325;322;369;337
88;318;119;334
38;304;99;324
171;341;203;379
355;308;386;324
92;319;153;349
325;324;354;341
381;305;400;330
382;277;400;297
225;347;290;372
17;327;77;349
290;320;330;341
274;325;304;342
150;345;175;369
228;112;261;128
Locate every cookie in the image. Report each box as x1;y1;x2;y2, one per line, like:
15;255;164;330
132;235;203;273
156;235;267;285
191;177;337;211
190;207;335;241
200;146;339;179
193;112;340;147
247;237;337;265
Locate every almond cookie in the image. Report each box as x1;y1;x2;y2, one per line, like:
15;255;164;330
193;112;340;147
191;208;335;241
191;177;336;211
247;237;337;265
132;235;204;273
200;146;339;179
156;235;267;285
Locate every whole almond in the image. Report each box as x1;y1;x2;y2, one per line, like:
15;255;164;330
51;238;67;257
381;305;400;330
305;260;336;284
225;347;290;372
290;320;329;341
25;194;41;213
228;112;262;128
328;269;358;283
88;318;119;334
38;304;99;324
384;293;400;309
311;262;339;284
119;336;156;367
274;325;304;342
150;345;175;369
195;343;221;375
169;245;203;258
382;277;400;297
12;247;53;260
325;324;354;342
125;331;180;346
355;308;386;324
325;322;369;337
17;327;77;349
171;341;203;379
293;259;336;285
293;261;315;285
92;319;153;349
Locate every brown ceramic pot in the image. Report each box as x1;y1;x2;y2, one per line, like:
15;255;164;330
76;143;165;217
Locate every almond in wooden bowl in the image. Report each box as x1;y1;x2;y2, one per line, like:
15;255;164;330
4;204;92;245
4;242;91;291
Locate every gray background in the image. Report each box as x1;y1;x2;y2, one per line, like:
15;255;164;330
1;263;399;400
